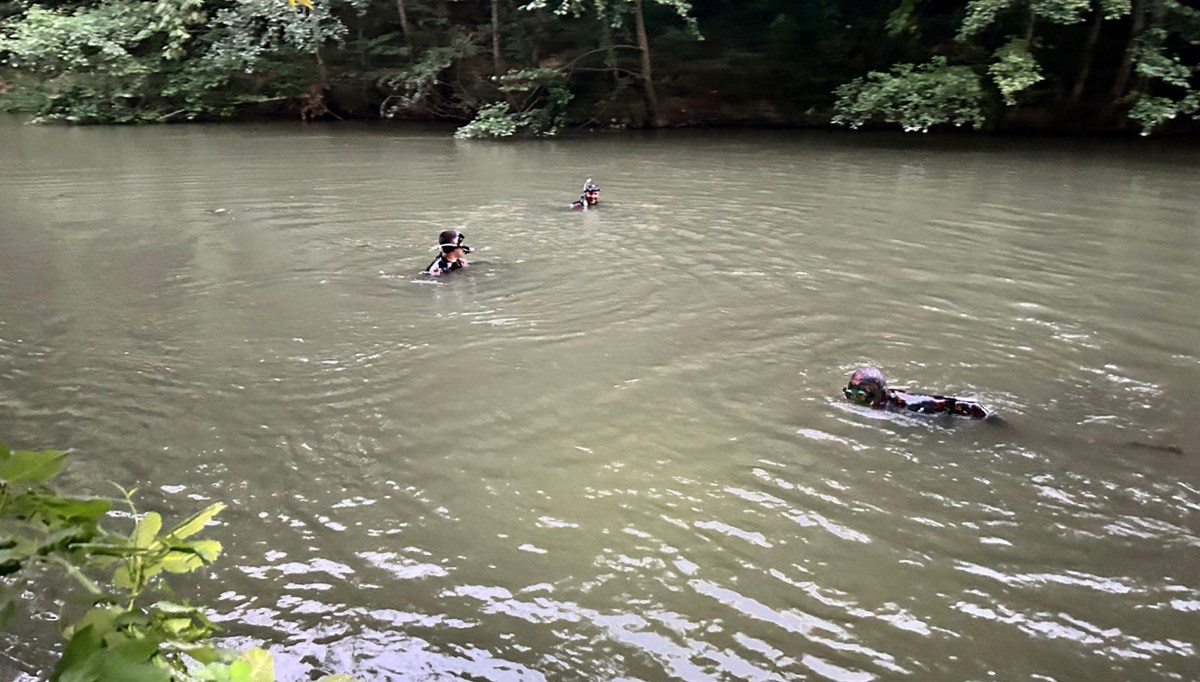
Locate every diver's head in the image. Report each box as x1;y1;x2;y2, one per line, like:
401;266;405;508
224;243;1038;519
438;229;471;255
583;181;599;204
844;366;886;406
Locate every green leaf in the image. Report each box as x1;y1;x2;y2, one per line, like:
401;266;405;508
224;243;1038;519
133;512;162;549
36;525;92;555
90;638;170;682
158;550;204;573
190;539;222;562
167;503;226;541
72;607;120;639
161;617;193;634
178;644;222;666
42;496;113;523
0;449;67;485
111;609;151;631
113;564;136;590
150;601;198;615
239;648;275;682
228;659;252;682
990;38;1045;105
53;624;103;682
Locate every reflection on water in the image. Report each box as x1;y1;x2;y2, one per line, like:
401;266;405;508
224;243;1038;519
2;122;1199;681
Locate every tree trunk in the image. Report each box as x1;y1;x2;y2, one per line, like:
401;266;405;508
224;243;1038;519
490;0;505;75
1109;0;1146;99
1071;4;1104;102
1023;5;1036;43
395;0;410;43
632;0;660;127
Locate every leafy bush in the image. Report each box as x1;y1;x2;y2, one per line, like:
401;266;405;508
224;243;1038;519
455;66;573;138
455;101;519;137
379;31;479;120
0;0;346;122
989;39;1043;106
1125;25;1200;134
1128;92;1199;135
0;2;157;122
832;57;986;132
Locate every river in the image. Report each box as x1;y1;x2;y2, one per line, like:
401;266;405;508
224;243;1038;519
1;121;1199;681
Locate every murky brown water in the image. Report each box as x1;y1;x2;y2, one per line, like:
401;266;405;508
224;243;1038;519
2;121;1199;681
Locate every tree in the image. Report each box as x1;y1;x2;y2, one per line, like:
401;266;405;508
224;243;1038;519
0;0;347;122
832;0;1198;133
518;0;699;127
1115;0;1200;132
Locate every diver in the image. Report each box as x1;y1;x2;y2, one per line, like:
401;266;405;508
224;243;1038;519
843;366;993;420
571;179;600;211
424;229;472;277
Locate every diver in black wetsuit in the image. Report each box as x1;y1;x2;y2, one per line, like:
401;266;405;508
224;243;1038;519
571;180;600;211
843;366;992;420
424;229;472;277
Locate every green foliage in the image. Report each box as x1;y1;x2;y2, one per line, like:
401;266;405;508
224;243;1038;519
455;66;573;138
960;0;1092;39
1122;6;1200;134
959;0;1016;39
885;0;921;38
454;96;574;139
866;0;1196;133
0;0;1194;133
153;0;207;61
522;0;700;37
0;440;355;682
1127;93;1194;133
832;57;986;132
0;2;155;74
0;0;346;122
0;444;66;484
204;0;347;73
989;38;1044;105
1135;28;1193;89
0;2;156;122
1099;0;1131;20
1029;0;1090;25
379;30;478;119
455;101;521;137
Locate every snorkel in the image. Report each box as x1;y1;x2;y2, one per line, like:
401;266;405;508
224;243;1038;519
579;178;599;211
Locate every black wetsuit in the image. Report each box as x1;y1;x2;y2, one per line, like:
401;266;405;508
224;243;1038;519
572;194;598;210
878;389;990;419
425;255;467;276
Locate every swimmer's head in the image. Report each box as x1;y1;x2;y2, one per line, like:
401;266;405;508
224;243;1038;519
844;366;886;406
584;181;599;192
439;229;471;254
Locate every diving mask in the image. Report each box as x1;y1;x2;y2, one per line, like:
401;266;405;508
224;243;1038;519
843;385;877;405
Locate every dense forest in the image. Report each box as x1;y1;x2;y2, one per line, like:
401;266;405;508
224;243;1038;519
0;0;1197;135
